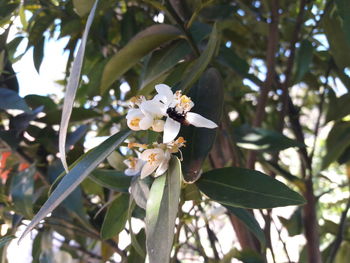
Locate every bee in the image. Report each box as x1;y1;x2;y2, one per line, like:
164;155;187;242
166;107;190;126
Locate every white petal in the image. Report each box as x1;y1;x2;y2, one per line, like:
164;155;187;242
155;151;171;176
152;119;165;132
126;108;142;119
139;115;153;130
155;84;174;105
140;100;166;117
163;117;181;143
186;112;218;128
140;148;163;161
141;162;158;179
125;168;139;176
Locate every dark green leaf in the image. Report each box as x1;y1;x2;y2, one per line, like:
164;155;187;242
89;169;132;192
101;194;129;239
181;68;223;182
235;125;305;151
73;0;95;17
278;207;303;237
10;166;35;218
33;36;44;73
19;129;131;241
25;95;57;112
130;177;149;210
335;0;350;44
326;92;350;123
294;40;313;83
178;23;220;92
196;167;305;209
100;24;183;94
218;47;250;77
0;88;31;113
225;206;266;246
146;157;182;263
322;121;350;169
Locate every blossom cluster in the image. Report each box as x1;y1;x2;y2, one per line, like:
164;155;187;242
123;84;218;178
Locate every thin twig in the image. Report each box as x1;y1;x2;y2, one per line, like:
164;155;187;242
272;217;292;263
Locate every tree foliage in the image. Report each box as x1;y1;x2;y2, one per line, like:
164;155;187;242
0;0;350;262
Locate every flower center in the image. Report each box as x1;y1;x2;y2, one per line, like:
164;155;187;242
148;153;158;164
130;118;141;127
128;157;137;169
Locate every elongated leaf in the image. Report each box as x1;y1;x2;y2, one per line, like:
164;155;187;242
33;36;44;73
335;0;350;44
140;40;191;89
225;206;266;247
19;129;131;241
41;108;100;125
130;176;150;209
181;68;223;182
101;194;129;239
322;121;350;169
294;40;313;83
178;23;219;92
0;88;31;113
59;0;99;172
235;125;305;151
196;167;305;209
326;92;350;123
146;157;182;263
100;24;183;94
89;169;132;192
73;0;95;17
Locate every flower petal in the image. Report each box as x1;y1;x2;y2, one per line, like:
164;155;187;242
139;115;153;130
125;168;139;176
140;100;166;117
163;117;181;143
155;84;174;106
186;112;218;128
141;162;158;179
126;108;142;119
155;151;171;177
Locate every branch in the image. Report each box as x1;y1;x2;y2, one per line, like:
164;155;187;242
246;0;279;169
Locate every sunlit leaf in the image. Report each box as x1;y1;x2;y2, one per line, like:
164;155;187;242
59;0;99;172
100;24;183;94
146;157;182;263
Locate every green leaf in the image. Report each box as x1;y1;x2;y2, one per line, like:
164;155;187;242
218;47;250;77
235;125;305;151
196;167;305;209
294;40;313;83
59;0;99;172
140;40;191;90
130;177;150;210
181;68;223;182
89;169;132;192
19;129;131;241
326;92;350;123
335;0;350;44
145;157;182;263
10;166;35;218
278;207;303;237
25;95;57;112
322;121;350;169
33;36;44;73
178;23;220;92
0;88;31;113
100;24;183;94
225;206;266;247
323;4;350;70
101;193;129;240
0;235;15;249
73;0;95;17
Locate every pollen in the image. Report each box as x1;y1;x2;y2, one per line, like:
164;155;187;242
176;137;186;144
128;142;148;149
148;153;158;164
180;95;191;104
128;157;137;169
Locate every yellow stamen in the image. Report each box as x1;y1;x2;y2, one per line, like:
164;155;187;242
180;95;191;104
128;142;148;149
148;153;158;164
130;118;140;127
176;137;186;144
128;157;137;169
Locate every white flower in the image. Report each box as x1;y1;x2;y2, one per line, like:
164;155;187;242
123;157;144;176
141;84;218;143
140;147;171;179
126;97;165;132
